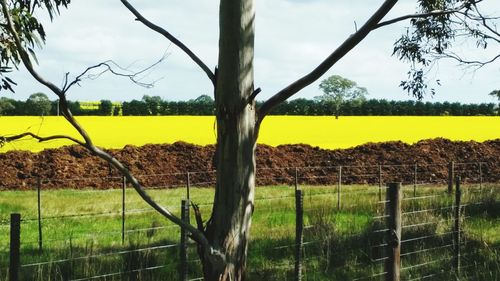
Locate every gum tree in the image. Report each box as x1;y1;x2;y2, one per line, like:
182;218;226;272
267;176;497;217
317;75;368;119
26;92;51;116
1;0;499;280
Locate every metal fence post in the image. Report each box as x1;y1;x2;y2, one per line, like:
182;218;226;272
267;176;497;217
337;166;342;210
180;199;190;281
453;176;462;277
122;176;126;245
294;189;304;281
37;177;43;253
10;213;21;281
385;183;401;281
448;161;455;194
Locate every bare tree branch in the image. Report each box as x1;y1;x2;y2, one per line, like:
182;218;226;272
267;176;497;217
257;0;398;121
441;52;500;67
120;0;216;85
0;132;85;147
0;0;213;254
471;1;500;39
373;0;484;30
62;54;168;94
446;8;500;44
374;10;458;30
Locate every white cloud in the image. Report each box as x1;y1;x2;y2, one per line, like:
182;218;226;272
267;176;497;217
5;0;499;104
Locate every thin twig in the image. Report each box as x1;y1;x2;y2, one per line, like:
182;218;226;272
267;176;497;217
119;0;215;85
62;53;169;94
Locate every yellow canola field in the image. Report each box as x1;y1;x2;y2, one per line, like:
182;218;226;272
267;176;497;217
0;116;499;153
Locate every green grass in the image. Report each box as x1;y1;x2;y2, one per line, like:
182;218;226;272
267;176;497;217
0;184;498;280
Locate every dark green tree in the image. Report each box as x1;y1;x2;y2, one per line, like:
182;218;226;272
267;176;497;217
191;94;215;115
99;99;113;116
0;96;15;115
142;95;162;115
489;90;499;100
25;92;51;116
194;94;214;104
478;103;496;116
123;99;148;115
490;90;500;115
67;100;82;115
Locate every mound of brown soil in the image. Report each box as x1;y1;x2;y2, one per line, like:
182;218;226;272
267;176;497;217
0;138;498;189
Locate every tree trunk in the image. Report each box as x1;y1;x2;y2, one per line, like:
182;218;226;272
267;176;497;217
202;0;256;280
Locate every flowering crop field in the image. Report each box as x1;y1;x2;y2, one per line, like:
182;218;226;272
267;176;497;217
0;116;498;152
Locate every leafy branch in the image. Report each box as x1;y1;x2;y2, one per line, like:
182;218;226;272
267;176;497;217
390;0;499;98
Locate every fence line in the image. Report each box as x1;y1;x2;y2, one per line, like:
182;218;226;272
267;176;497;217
1;161;498;281
20;243;179;268
1;161;495;191
8;159;487;225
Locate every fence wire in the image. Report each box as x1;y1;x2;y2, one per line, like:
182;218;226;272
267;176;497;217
0;162;498;281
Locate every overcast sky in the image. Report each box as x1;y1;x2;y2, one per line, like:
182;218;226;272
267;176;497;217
4;0;500;104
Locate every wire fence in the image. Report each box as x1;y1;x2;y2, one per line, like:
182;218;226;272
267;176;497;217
0;161;498;281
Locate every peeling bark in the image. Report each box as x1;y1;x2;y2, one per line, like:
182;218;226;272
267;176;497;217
201;0;257;280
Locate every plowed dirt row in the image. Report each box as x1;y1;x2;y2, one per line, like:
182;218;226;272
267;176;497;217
0;138;498;189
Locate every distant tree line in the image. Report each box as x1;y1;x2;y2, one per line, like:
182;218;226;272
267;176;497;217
264;98;498;116
0;93;498;116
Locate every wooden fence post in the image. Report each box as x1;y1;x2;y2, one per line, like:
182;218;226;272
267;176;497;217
378;165;383;202
186;172;191;200
478;162;483;191
10;213;21;281
295;189;304;281
294;168;299;191
453;176;462;277
37;177;43;253
180;199;190;281
337;166;342;210
413;163;418;197
448;161;455;194
385;183;401;281
122;176;126;245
